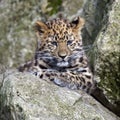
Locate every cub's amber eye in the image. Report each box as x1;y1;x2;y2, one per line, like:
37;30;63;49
51;41;57;46
67;40;73;45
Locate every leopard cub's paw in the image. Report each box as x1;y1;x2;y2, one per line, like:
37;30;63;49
30;66;42;77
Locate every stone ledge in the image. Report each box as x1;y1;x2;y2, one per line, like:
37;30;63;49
0;70;119;120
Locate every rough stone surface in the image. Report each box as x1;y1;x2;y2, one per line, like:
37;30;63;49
62;0;84;17
0;0;45;67
94;0;120;104
0;70;120;120
81;0;120;106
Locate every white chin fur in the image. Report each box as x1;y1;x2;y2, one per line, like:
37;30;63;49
57;61;69;67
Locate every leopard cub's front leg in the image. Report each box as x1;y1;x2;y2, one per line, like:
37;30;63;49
38;70;95;94
18;60;43;77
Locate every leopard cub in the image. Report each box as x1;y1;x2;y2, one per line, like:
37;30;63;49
19;16;96;93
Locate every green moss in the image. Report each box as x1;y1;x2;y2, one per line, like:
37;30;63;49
46;0;62;15
98;52;120;104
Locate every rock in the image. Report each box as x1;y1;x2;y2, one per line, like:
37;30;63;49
81;0;115;72
62;0;84;17
81;0;120;107
95;0;120;105
0;0;45;67
82;0;114;45
0;70;120;120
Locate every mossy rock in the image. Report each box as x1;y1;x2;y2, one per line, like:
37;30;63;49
94;1;120;106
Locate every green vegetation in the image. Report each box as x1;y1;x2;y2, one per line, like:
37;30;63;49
46;0;62;15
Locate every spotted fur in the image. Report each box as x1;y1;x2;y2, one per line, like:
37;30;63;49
19;16;96;93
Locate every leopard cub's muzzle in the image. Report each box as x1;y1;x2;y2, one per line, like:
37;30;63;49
55;41;71;60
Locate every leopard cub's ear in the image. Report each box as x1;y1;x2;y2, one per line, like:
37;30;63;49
70;17;85;31
35;21;48;35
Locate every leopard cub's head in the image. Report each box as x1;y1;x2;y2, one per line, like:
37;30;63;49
35;16;85;67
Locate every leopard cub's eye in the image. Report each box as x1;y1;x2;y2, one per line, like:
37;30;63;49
67;40;73;45
51;41;57;46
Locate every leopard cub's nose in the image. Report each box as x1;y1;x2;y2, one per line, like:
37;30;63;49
58;52;67;59
59;54;66;59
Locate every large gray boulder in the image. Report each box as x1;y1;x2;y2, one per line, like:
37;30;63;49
0;70;119;120
81;0;120;107
94;0;120;104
